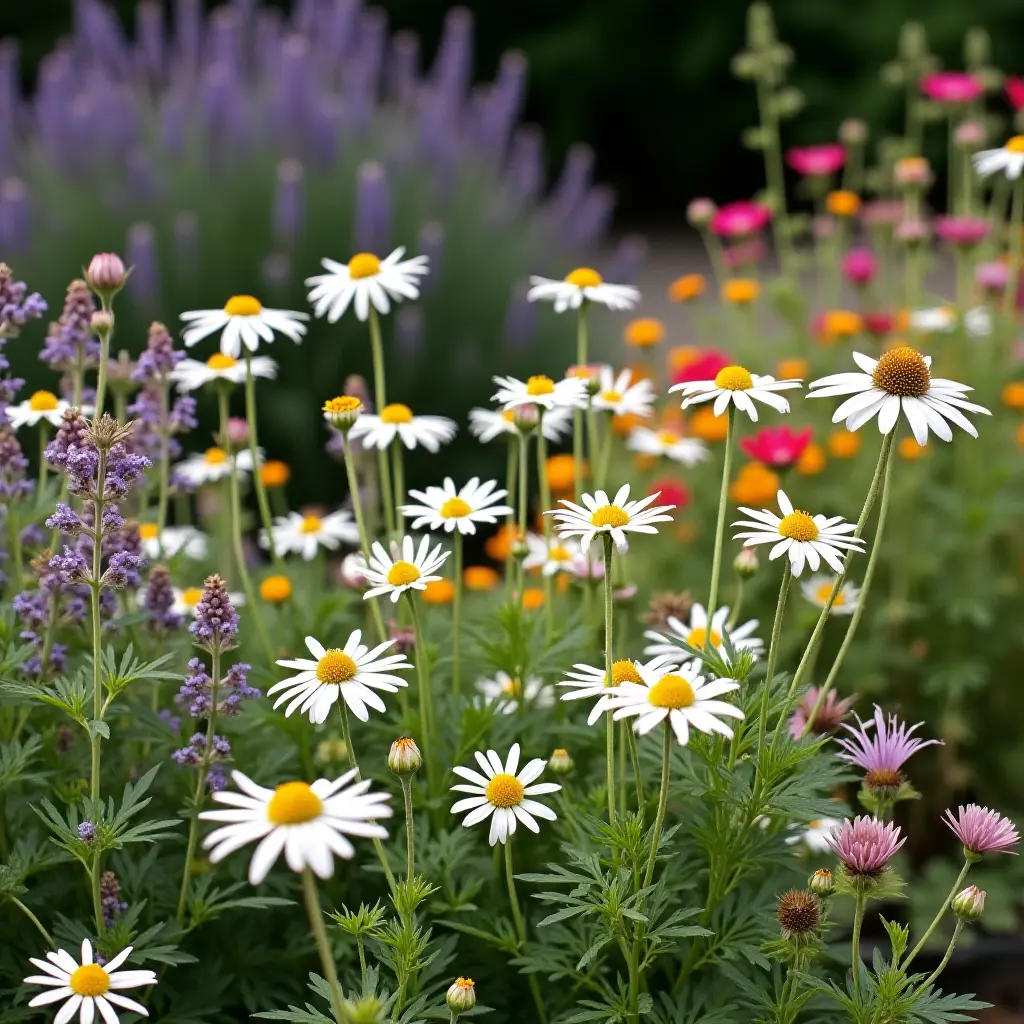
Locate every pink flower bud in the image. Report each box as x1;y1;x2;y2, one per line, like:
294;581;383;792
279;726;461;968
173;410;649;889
686;197;718;228
843;248;877;286
226;417;250;445
90;310;114;335
85;252;127;294
951;885;986;920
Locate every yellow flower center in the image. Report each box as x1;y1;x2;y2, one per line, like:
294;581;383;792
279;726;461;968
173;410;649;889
526;375;555;396
549;545;572;561
565;267;603;288
205;447;228;465
440;497;472;519
815;583;846;606
69;964;110;997
485;773;524;808
348;252;382;279
300;515;323;534
324;395;362;416
871;345;931;397
207;353;237;370
648;673;696;709
611;659;642;685
1006;135;1024;153
387;561;421;586
714;365;754;391
455;976;475;989
380;403;413;424
181;587;203;607
600;390;623;403
502;677;522;696
267;781;324;825
778;511;819;542
316;649;358;684
809;819;822;829
687;627;722;648
657;430;679;444
29;390;60;411
501;408;516;423
223;294;263;316
590;505;630;528
138;523;159;541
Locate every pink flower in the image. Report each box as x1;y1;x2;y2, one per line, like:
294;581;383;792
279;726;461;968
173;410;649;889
935;216;989;248
786;144;846;177
226;417;250;445
649;477;691;510
740;426;812;469
976;261;1009;294
860;200;904;226
1006;75;1024;112
85;252;128;293
825;816;905;875
789;686;855;739
836;705;941;792
710;201;772;238
843;248;877;286
921;71;984;104
687;197;718;227
723;239;766;269
895;219;930;244
670;349;730;386
944;804;1020;856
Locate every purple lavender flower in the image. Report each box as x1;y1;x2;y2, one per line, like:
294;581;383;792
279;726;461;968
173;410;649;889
178;658;213;717
943;804;1020;858
77;820;97;844
39;279;100;370
49;546;89;584
219;662;261;715
45;409;90;472
0;427;32;499
103;442;150;498
158;708;181;733
145;565;182;632
0;263;47;337
99;870;127;926
825;816;905;876
189;574;239;647
206;764;228;792
789;687;856;740
102;550;145;589
170;393;198;434
45;502;85;535
835;705;941;793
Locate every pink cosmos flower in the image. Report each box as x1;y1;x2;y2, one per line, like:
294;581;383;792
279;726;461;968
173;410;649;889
710;201;772;238
1007;76;1024;112
670;349;731;386
935;216;989;248
740;426;812;470
943;804;1020;856
825;816;905;875
786;144;846;177
920;71;984;104
843;248;877;286
836;705;941;791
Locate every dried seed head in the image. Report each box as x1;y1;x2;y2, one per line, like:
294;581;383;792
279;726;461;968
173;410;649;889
777;889;820;937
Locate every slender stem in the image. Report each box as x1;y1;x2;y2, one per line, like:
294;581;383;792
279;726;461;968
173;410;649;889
367;308;395;538
573;306;589;501
10;896;54;947
536;415;555;637
705;408;735;629
93;312;112;421
452;531;463;697
516;430;529;605
245;353;281;568
1004;178;1023;321
89;449;108;812
72;349;85;412
904;858;971;970
301;868;345;1024
155;382;171;543
341;434;387;643
407;596;438;797
851;891;866;1003
641;724;672;892
356;935;368;987
750;563;791;789
504;838;547;1024
596;411;615;492
89;855;103;935
625;721;643;808
391;439;406;520
504;437;518;594
401;777;415;880
602;534;616;825
916;921;964;993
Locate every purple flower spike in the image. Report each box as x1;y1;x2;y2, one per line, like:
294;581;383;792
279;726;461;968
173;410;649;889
944;804;1020;858
825;815;905;876
835;705;941;793
189;574;239;647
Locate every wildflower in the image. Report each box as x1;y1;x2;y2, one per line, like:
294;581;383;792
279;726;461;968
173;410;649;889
670;364;801;421
721;278;759;305
548;483;675;553
861;311;896;337
468;405;571;444
836;705;941;794
170;352;277;391
607;657;743;745
624;317;665;347
523;534;581;576
843;249;877;286
954;121;986;148
729;463;780;505
624;427;706;470
174;447;258;486
592;367;655;418
668;274;706;302
548;749;574;774
356;535;451;602
545;453;583;494
172;585;245;618
895;218;931;244
827;429;861;459
23;939;157;1023
687;198;718;226
261;510;359;561
815;310;863;343
0;263;47;337
935;216;989;248
491;373;587;412
201;769;392;882
826;190;860;217
477;671;554;714
643;601;762;659
648;478;690;512
269;632;411;724
400;477;513;536
422;579;456;604
921;71;983;104
810;868;835;896
447;978;477;1014
450;742;560;846
348;403;457;452
740;426;812;470
734;548;759;578
138;524;206;560
1001;381;1024;410
898;437;927;460
671;349;730;386
1007;76;1024;111
464;565;501;590
189;574;239;648
973;136;1024;179
77;821;97;844
143;566;182;633
306;247;429;321
786;144;845;176
800;574;860;614
943;805;1020;857
777;889;820;937
733;489;864;576
5;390;79;430
825;816;905;875
689;406;730;441
388;738;422;776
85;252;128;296
526;267;639;312
39;279;99;371
796;443;826;475
521;587;545;610
710;200;771;237
484;524;519;562
260;575;293;604
260;460;291;488
180;295;308;358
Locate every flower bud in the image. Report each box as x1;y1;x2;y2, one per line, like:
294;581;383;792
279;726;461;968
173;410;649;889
315;738;349;767
511;535;530;561
809;868;835;897
85;252;128;297
446;977;477;1015
839;118;868;145
686;197;718;228
91;310;114;337
953;120;986;149
323;395;364;432
339;996;385;1024
548;748;574;774
894;157;932;188
951;884;986;920
613;583;638;607
388;737;422;776
733;547;759;579
227;416;249;446
513;402;539;432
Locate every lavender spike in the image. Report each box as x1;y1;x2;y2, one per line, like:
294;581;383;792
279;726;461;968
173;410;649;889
387;30;420;107
273;159;305;246
604;234;649;285
126;222;159;307
417;221;443;292
353;161;390;254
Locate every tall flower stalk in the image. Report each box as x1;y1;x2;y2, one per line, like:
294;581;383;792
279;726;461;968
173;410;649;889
705;408;736;627
244;352;282;568
573;306;589;501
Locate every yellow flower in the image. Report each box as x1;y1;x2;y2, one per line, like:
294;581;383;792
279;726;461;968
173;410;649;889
721;278;760;305
729;463;780;506
689;406;729;442
818;310;862;343
898;437;927;460
260;460;291;488
1001;381;1024;409
422;578;456;605
826;190;861;217
632;453;658;472
669;274;706;302
612;412;647;436
259;575;292;603
624;317;666;348
777;357;809;381
464;565;501;591
796;443;827;476
827;429;862;459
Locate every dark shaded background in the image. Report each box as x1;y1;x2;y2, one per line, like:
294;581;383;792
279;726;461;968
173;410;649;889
6;0;1024;225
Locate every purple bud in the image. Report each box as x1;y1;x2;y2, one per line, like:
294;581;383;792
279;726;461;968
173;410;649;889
85;252;127;295
189;574;239;647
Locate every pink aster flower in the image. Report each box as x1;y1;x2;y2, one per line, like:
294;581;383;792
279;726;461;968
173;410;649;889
935;216;990;248
836;705;942;792
740;426;812;470
710;201;772;238
789;686;855;739
826;816;905;875
975;261;1009;294
843;248;877;286
920;71;984;104
1007;75;1024;112
861;310;895;337
943;804;1020;857
670;349;731;386
786;144;845;177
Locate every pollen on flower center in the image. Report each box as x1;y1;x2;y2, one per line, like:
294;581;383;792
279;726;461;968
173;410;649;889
299;515;323;534
502;678;522;696
205;447;228;464
591;505;630;528
871;345;931;397
714;365;754;391
565;267;603;288
485;772;524;807
611;659;642;686
648;673;696;709
387;560;421;586
817;583;845;605
324;395;362;415
778;511;819;542
69;964;110;997
182;587;203;607
1006;135;1024;153
348;252;382;278
526;375;555;396
267;781;324;825
687;627;722;648
440;497;472;519
658;430;679;444
316;649;358;684
138;523;159;541
866;768;903;791
380;403;413;424
29;390;59;411
224;294;262;317
549;545;571;561
207;353;237;370
600;390;623;403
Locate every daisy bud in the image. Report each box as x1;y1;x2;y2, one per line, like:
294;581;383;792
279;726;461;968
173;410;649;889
951;885;986;921
388;737;422;776
323;395;363;432
809;868;835;897
513;402;539;432
686;197;718;228
85;252;128;297
339;996;385;1024
776;889;820;937
733;547;759;579
548;748;574;774
91;310;114;338
227;417;249;446
511;535;530;561
839;118;868;145
446;977;477;1015
954;120;986;149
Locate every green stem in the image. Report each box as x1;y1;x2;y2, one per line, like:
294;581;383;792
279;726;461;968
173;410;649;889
903;858;971;970
596;411;614;492
452;530;463;697
705;407;735;629
625;721;643;808
301;868;345;1024
93;311;112;420
504;838;547;1024
341;434;387;643
851;890;866;1003
407;596;439;798
155;382;171;543
536;415;555;637
245;353;282;569
916;921;964;993
516;430;529;605
750;563;791;793
641;724;672;892
755;75;794;277
504;438;518;595
367;308;395;538
10;896;54;947
90;855;103;936
356;935;368;987
89;447;108;815
1004;178;1023;321
401;777;415;880
391;438;406;521
573;306;589;501
602;534;616;825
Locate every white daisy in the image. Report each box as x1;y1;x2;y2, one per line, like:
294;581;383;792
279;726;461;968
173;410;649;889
591;366;655;417
626;425;709;467
468;405;572;444
179;294;308;358
909;307;956;334
200;768;392;883
732;489;865;577
972;135;1024;179
964;306;992;337
260;510;359;561
170;352;277;391
669;364;802;421
348;403;457;453
173;447;260;486
548;483;675;553
643;602;763;660
526;266;640;313
268;632;412;724
800;574;861;615
5;390;82;429
523;532;583;576
476;671;555;715
305;247;429;322
558;658;644;725
170;585;246;618
807;347;990;444
137;523;207;560
491;373;588;412
450;742;561;846
607;657;744;746
785;818;843;853
23;939;157;1024
400;477;513;536
356;534;451;602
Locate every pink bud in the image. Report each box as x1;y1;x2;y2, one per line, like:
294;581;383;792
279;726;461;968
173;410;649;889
226;417;250;445
686;197;718;228
85;252;127;293
91;310;114;334
843;248;877;286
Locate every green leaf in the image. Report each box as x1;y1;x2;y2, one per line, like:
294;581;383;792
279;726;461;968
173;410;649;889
86;719;110;740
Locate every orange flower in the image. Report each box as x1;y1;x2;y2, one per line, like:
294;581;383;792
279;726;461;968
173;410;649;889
796;443;827;476
632;453;658;472
898;437;927;460
259;575;292;603
625;362;654;383
464;565;501;591
826;190;861;217
675;522;698;545
827;429;862;459
612;412;647;436
1016;422;1024;449
260;460;291;488
546;453;582;492
729;463;780;506
422;578;456;605
669;273;706;302
721;278;760;305
485;524;518;562
777;357;809;381
667;345;701;375
690;406;729;442
817;310;862;343
1001;381;1024;409
521;587;545;611
624;317;666;348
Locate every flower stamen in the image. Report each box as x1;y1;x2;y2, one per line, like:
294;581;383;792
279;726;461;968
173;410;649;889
591;505;630;528
778;511;819;542
871;346;931;397
648;673;696;709
316;649;358;684
485;773;524;807
387;561;421;586
224;295;263;317
267;781;324;825
714;365;754;391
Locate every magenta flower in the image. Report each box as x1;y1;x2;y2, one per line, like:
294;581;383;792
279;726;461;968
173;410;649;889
944;804;1020;857
789;686;855;739
740;426;812;470
710;200;772;238
786;144;846;177
842;248;877;286
976;261;1010;294
836;705;941;791
920;71;984;104
825;816;905;875
935;216;989;248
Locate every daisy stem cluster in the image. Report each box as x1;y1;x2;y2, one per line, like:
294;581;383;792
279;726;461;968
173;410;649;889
301;867;346;1024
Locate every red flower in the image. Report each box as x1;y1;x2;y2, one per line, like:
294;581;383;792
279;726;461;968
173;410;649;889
739;426;812;470
649;477;690;510
861;310;895;336
1007;76;1024;111
670;349;730;385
